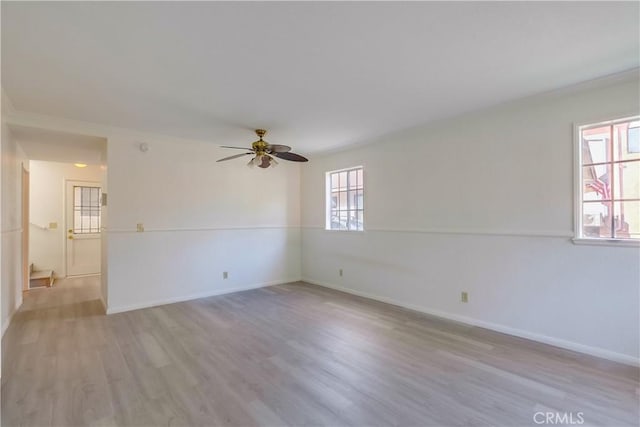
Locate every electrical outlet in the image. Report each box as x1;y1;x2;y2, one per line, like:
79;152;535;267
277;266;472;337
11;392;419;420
339;269;343;277
136;223;144;232
461;292;468;303
48;222;58;229
223;271;228;279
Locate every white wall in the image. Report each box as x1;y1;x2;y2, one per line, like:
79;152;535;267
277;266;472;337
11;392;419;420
301;74;640;365
106;137;301;313
28;160;103;278
1;119;26;337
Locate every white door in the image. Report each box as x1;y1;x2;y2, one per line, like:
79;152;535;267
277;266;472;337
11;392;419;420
66;181;101;276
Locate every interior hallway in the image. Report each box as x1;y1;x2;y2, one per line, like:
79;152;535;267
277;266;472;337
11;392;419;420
2;277;639;426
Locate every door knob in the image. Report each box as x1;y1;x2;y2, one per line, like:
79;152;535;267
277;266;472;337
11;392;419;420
68;235;73;239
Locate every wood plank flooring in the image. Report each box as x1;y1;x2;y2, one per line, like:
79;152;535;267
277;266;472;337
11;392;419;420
2;276;638;426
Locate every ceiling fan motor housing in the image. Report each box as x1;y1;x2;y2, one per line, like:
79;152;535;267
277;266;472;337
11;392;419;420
252;129;269;154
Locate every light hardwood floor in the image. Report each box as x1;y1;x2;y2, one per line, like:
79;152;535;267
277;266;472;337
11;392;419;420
2;277;638;426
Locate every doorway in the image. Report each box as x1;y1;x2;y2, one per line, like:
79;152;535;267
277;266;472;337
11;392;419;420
21;165;29;291
10;125;107;309
26;161;104;286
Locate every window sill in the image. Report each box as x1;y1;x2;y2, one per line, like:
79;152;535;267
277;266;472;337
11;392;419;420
572;238;640;248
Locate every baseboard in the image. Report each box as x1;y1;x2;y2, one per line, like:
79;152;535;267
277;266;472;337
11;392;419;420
106;277;301;315
301;277;639;367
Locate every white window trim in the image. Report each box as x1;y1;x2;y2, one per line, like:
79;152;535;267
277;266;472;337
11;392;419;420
325;165;364;232
573;114;640;247
572;237;639;247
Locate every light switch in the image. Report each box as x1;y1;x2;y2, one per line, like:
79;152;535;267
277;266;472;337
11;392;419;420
48;222;58;229
136;223;144;232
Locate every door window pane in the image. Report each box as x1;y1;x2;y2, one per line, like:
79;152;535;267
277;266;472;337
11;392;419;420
73;185;102;233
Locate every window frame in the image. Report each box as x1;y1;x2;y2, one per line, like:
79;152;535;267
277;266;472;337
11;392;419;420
573;115;640;247
325;166;364;232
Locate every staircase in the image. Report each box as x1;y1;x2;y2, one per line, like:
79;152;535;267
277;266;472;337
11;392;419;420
29;264;54;288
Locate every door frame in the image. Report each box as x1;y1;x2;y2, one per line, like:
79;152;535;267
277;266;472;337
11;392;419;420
21;164;29;291
64;179;102;278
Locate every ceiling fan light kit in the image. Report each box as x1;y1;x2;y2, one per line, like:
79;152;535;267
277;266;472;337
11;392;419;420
217;129;308;169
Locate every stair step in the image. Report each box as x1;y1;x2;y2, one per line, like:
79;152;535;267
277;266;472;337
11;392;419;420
30;270;54;288
30;270;52;280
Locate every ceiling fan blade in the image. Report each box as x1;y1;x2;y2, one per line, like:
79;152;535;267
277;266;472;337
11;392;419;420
267;144;291;153
216;152;253;162
274;152;308;162
220;146;255;151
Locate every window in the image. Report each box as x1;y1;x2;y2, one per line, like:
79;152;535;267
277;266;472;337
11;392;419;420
326;167;363;231
73;185;101;234
577;116;639;242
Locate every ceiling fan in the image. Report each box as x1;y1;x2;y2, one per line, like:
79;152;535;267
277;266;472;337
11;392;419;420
217;129;309;168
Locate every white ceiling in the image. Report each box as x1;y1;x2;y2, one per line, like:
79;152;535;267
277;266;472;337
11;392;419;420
2;2;638;154
10;125;106;165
